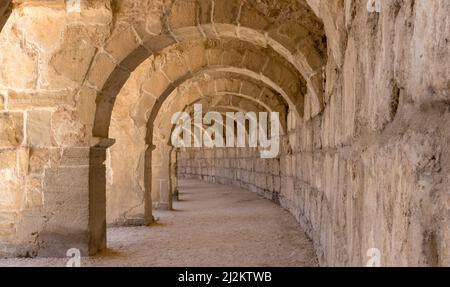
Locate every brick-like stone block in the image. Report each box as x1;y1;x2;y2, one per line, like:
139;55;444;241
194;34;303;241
0;112;23;147
27;110;52;147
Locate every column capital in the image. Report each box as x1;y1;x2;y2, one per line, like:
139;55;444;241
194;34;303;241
146;144;156;152
90;137;116;149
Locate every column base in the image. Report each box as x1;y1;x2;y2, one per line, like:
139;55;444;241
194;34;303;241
172;188;179;201
154;202;172;211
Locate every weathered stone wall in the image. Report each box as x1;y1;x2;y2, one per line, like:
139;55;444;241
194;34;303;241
179;108;449;267
178;147;283;201
178;0;450;266
0;1;114;257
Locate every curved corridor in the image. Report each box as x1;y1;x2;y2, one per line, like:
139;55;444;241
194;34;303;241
0;0;447;267
0;180;317;267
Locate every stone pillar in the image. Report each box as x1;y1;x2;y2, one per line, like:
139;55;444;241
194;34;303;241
170;148;179;201
37;147;92;257
88;138;114;255
36;138;114;257
144;144;154;224
151;142;173;210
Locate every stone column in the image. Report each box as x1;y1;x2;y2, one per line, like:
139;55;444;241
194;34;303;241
170;148;179;201
88;138;115;255
144;144;154;224
36;138;114;257
151;142;173;210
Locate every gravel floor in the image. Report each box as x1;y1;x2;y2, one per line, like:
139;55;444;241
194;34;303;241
0;179;318;267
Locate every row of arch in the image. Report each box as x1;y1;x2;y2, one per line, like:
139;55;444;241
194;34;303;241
0;0;336;256
91;0;329;254
90;0;329;138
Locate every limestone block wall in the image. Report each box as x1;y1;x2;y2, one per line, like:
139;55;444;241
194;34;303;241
178;147;283;200
0;1;114;257
178;0;450;266
178;111;449;267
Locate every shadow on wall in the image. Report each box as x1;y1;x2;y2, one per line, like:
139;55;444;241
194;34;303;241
0;0;11;32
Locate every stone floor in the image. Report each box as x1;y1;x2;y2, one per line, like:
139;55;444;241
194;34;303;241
0;179;317;267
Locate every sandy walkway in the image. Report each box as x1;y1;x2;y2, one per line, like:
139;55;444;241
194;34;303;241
0;179;317;267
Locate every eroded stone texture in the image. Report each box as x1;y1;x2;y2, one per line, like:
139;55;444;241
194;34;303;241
0;1;113;257
0;112;23;147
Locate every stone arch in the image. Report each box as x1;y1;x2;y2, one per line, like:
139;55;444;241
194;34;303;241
107;69;289;222
142;66;293;206
181;101;266;145
304;0;346;66
156;95;279;141
146;71;289;209
98;33;320;225
153;78;289;139
103;39;298;221
88;0;330;139
152;100;265;209
144;65;297;143
93;38;308;141
133;71;290;138
103;39;301;224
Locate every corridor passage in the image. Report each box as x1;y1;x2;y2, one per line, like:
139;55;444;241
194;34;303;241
0;180;317;267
